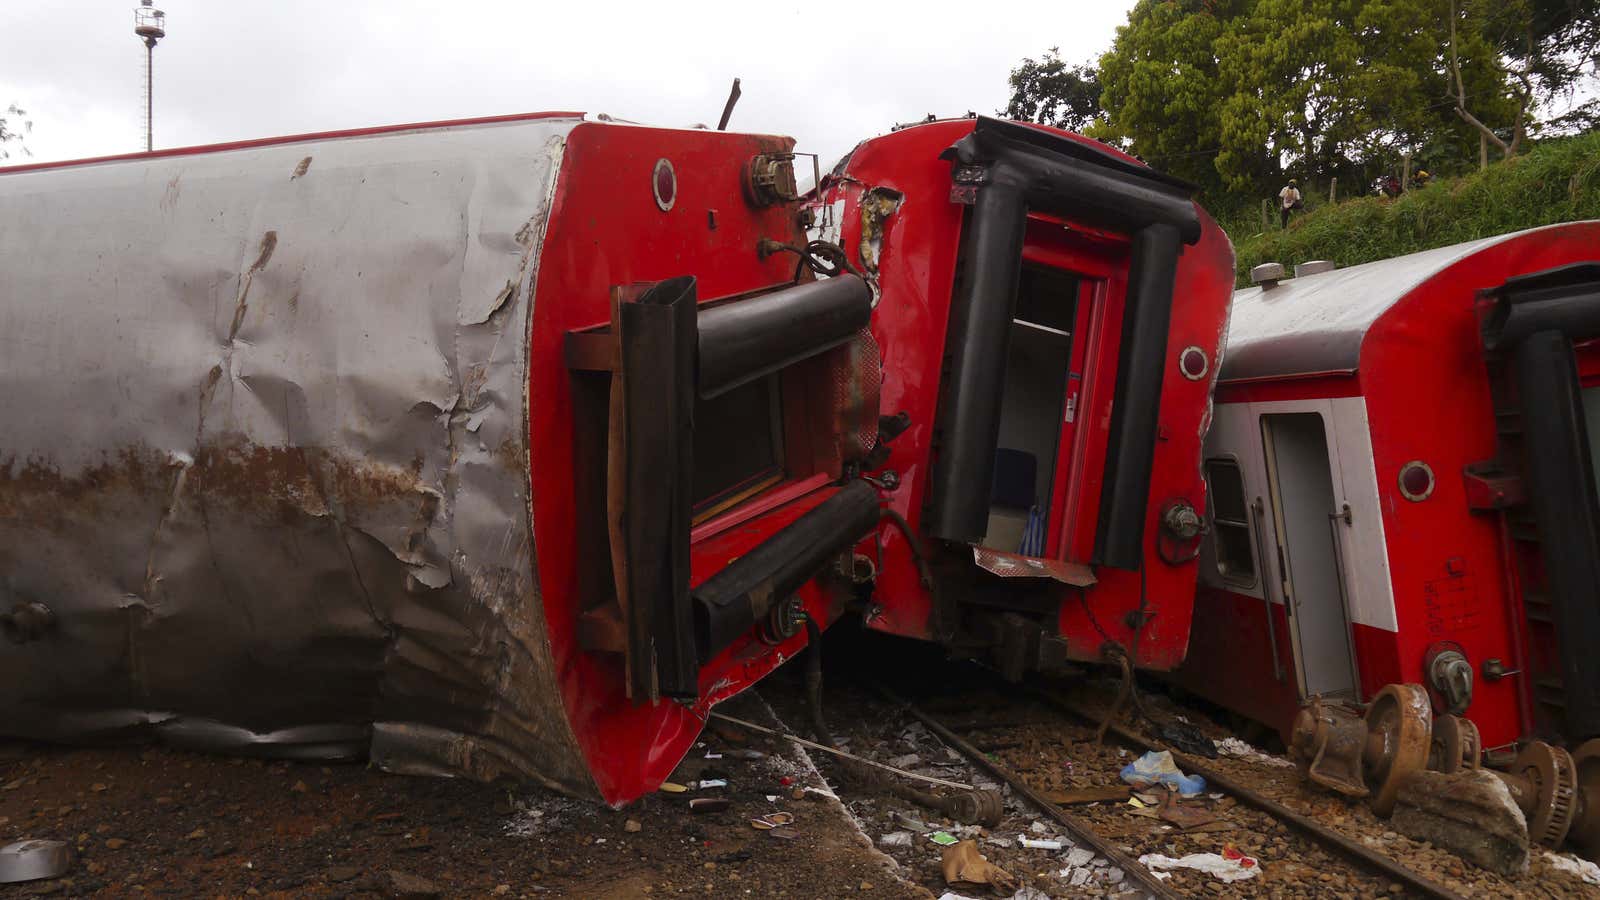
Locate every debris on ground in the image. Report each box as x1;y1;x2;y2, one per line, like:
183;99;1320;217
1545;851;1600;885
940;839;1017;892
0;838;73;884
1120;750;1206;797
1137;848;1261;883
1391;769;1529;876
1215;737;1296;768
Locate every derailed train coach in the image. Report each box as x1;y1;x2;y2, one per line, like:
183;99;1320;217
0;112;1233;806
1176;225;1600;856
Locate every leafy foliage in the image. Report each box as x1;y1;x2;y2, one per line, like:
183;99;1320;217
0;104;29;161
1003;48;1105;133
1024;0;1600;211
1229;130;1600;283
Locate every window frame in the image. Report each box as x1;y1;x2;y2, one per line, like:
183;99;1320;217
1204;455;1259;589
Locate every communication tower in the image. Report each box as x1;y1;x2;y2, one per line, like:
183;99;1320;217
134;0;166;152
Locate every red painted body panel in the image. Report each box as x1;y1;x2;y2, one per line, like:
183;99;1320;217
528;122;835;804
815;121;1236;670
1183;223;1600;750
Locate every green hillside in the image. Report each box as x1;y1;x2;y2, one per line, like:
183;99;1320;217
1226;133;1600;286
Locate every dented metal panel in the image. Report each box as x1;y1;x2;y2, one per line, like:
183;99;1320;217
0;117;599;796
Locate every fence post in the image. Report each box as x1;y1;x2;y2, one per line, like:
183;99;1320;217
1261;198;1271;229
1402;151;1412;192
1329;176;1338;204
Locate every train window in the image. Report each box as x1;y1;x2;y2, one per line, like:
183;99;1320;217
692;375;785;517
1205;458;1256;585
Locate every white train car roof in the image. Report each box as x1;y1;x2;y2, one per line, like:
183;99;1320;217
1220;223;1592;383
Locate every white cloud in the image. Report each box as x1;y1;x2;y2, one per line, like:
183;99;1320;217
2;0;1132;167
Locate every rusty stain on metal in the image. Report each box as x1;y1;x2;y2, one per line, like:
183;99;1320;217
0;118;600;798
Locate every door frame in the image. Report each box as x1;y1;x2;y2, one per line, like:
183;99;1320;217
1258;404;1361;701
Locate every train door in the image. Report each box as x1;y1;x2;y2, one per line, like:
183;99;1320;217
1261;411;1359;700
980;264;1084;556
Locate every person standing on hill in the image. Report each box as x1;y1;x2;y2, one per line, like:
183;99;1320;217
1278;178;1302;229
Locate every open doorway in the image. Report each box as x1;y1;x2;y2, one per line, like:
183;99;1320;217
982;265;1079;554
1261;412;1358;699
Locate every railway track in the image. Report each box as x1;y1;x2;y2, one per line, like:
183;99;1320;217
871;680;1471;900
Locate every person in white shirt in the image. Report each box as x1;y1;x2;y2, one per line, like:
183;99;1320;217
1278;179;1302;229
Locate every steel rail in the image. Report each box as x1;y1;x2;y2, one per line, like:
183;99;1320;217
872;685;1185;900
1029;689;1470;900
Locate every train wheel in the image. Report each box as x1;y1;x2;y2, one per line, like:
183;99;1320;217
1428;715;1482;774
1511;741;1578;849
1364;684;1432;817
1570;740;1600;858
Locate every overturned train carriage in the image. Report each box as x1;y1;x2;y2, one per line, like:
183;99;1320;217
0;112;1233;805
1180;224;1600;754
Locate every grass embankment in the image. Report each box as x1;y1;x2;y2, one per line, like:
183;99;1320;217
1225;132;1600;285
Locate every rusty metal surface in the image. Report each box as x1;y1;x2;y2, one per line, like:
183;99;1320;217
1221;225;1575;382
0;117;600;796
971;547;1097;585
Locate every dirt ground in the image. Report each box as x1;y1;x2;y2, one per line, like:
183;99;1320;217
0;691;919;899
6;640;1600;898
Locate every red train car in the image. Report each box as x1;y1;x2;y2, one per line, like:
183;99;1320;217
0;112;1232;806
1178;223;1600;753
812;118;1235;676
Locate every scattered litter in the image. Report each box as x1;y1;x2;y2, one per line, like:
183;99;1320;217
704;752;723;760
1019;838;1062;850
750;813;794;830
1138;848;1260;883
1127;796;1148;809
889;753;922;768
725;748;766;761
895;812;932;833
1029;821;1048;835
941;840;1017;892
879;831;914;848
1546;851;1600;885
1064;848;1095;867
936;893;982;900
1120;750;1206;797
930;831;959;846
764;795;778;803
985;836;1014;848
1157;793;1218;830
1215;737;1295;768
658;782;688;794
696;779;727;789
1208;792;1224;800
623;819;641;833
688;798;730;813
1155;720;1219;758
1042;785;1130;805
1134;790;1163;805
802;787;838;801
0;839;72;884
1008;887;1052;900
766;829;798;841
1118;748;1128;758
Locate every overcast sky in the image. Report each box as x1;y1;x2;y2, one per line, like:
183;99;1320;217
1;1;1133;169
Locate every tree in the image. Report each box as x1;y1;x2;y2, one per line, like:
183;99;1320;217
1003;48;1104;133
1089;0;1525;204
0;104;30;161
1449;0;1600;159
1096;0;1243;194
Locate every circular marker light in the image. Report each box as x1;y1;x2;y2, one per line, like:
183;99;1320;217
1178;346;1209;381
1399;460;1435;501
653;159;676;212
